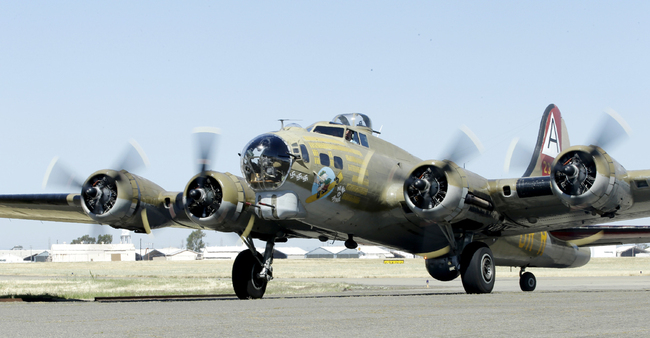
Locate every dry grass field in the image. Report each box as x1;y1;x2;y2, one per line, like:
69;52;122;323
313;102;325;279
1;257;648;299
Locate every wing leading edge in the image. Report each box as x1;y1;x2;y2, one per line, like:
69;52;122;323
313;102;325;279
0;194;95;224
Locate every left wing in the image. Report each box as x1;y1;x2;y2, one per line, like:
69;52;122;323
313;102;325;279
0;193;94;223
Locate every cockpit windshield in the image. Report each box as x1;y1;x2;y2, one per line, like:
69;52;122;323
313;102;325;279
241;134;292;191
312;125;344;138
331;113;372;130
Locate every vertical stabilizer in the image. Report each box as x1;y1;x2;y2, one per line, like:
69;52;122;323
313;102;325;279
522;104;570;177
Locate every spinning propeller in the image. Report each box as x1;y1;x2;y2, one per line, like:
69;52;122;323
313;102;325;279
43;139;149;191
42;140;150;237
553;109;632;197
405;125;484;210
185;127;223;219
504;108;632;176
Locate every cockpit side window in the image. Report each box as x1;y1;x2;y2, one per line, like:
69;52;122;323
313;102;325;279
344;129;360;145
359;133;369;147
300;144;310;163
313;126;344;138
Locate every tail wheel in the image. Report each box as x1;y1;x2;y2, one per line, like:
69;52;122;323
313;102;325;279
232;250;267;299
461;246;495;294
519;271;536;292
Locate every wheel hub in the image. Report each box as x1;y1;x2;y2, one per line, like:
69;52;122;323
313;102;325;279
480;253;494;283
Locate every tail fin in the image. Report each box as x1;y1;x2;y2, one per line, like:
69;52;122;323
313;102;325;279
522;104;570;177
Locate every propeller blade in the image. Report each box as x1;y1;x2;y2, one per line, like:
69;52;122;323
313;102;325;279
114;139;150;173
588;108;632;150
42;157;83;190
421;192;433;209
141;209;152;235
93;201;104;215
503;137;534;174
441;125;484;165
193;127;221;173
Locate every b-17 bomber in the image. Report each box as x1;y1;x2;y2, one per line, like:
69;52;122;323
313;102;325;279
2;104;650;298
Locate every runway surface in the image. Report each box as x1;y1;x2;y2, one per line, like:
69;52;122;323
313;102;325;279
2;276;649;337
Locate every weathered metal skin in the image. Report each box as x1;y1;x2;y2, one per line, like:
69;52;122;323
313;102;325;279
182;171;255;231
265;125;455;255
488;232;591;269
81;170;145;224
403;160;497;227
80;169;168;232
550;145;633;214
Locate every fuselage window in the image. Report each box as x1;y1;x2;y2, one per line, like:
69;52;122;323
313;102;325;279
319;153;330;167
300;144;310;163
333;156;343;169
359;133;369;147
313;126;344;138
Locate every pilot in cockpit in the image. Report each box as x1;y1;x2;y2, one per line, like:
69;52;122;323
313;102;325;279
345;129;359;144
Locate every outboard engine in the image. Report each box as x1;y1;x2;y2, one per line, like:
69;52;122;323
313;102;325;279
80;169;164;232
551;145;632;214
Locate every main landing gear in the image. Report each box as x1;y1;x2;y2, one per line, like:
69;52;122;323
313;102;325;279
519;268;536;292
460;244;495;294
232;238;275;299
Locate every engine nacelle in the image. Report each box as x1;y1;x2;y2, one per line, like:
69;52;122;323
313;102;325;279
550;145;632;214
183;171;254;229
403;160;495;226
80;169;163;229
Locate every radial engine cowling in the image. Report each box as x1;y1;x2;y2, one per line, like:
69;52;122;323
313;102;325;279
183;171;254;230
550;145;632;213
80;170;147;226
403;160;495;225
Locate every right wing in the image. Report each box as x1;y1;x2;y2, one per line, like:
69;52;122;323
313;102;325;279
550;225;650;246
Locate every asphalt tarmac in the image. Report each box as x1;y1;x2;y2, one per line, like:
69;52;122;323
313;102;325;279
1;276;649;337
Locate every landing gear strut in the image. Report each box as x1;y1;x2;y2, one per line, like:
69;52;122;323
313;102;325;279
232;238;275;299
460;244;495;294
519;268;536;292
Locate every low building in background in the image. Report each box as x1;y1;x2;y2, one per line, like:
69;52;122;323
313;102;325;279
273;247;307;259
0;254;25;263
35;251;50;262
305;247;337;259
0;249;47;262
201;246;308;260
591;245;650;257
357;246;394;259
305;246;360;259
201;246;248;260
142;248;198;261
50;244;136;262
591;245;617;258
390;250;416;259
616;245;650;257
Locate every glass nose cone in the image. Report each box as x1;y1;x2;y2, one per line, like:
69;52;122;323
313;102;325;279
241;134;292;190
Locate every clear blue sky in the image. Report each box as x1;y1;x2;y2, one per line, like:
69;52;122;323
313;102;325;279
2;1;650;250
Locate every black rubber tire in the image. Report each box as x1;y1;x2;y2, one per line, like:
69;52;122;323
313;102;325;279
232;250;267;299
461;246;495;294
519;271;536;292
